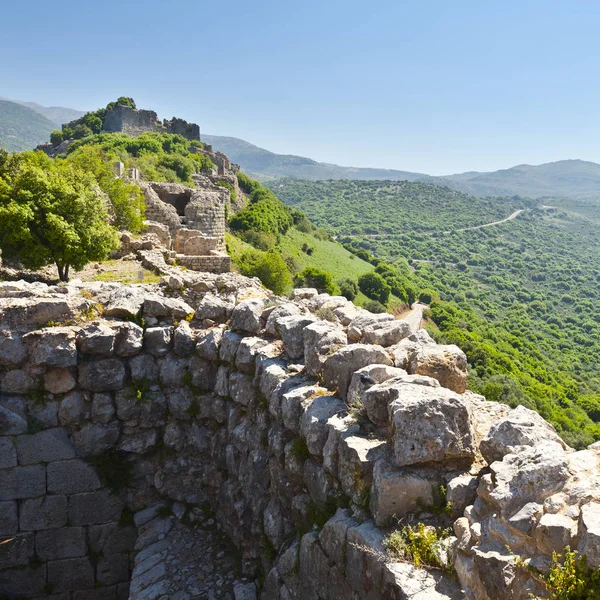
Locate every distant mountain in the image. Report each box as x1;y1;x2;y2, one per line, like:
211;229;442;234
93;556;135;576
202;135;428;183
0;100;57;152
1;98;86;127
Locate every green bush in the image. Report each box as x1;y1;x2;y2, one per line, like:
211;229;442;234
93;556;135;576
339;278;359;301
419;289;438;304
240;229;277;251
50;130;64;146
237;249;292;296
542;548;600;599
363;299;388;314
294;266;336;295
358;272;391;305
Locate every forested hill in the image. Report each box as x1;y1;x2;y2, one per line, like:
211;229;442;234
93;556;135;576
271;177;600;449
0;100;57;152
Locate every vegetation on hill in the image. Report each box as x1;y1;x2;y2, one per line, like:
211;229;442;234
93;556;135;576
272;178;600;448
0;97;86;127
0;100;57;152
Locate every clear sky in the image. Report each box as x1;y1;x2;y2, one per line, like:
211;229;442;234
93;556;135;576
1;0;599;175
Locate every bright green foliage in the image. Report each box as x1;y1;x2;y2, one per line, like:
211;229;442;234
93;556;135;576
230;173;293;236
358;272;391;305
64;146;145;232
383;523;453;573
73;124;93;139
237;249;293;295
419;288;438;304
363;299;387;314
542;548;600;599
339;278;359;300
240;229;277;251
0;150;119;281
294;266;336;295
50;130;64;145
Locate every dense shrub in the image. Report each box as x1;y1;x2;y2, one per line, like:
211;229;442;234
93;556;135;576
294;266;336;295
237;249;292;295
358;272;391;305
339;278;359;301
363;300;388;314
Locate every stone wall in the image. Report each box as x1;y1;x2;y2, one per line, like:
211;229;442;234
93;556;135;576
1;276;599;600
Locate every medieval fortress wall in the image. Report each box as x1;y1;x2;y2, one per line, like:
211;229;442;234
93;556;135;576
1;268;599;600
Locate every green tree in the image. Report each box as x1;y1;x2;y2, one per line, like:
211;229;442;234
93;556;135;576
339;278;359;301
72;124;93;140
237;249;292;295
50;130;64;146
0;151;119;281
294;266;336;294
358;272;391;305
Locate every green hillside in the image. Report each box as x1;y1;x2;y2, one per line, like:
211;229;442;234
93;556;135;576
0;100;56;152
271;177;600;448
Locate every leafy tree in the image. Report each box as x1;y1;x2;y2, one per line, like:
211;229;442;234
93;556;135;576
358;272;391;305
73;124;93;139
364;299;388;314
237;249;292;295
294;266;336;294
339;278;359;300
0;151;119;281
50;130;64;145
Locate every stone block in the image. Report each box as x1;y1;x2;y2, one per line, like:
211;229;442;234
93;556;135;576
44;367;77;394
0;565;46;598
345;521;386;594
78;359;126;392
0;464;46;500
143;295;194;319
92;392;115;424
0;436;17;468
229;371;255;406
188;356;217;391
0;532;34;568
114;322;144;357
97;552;130;586
89;523;137;554
318;508;359;567
72;423;120;457
77;323;115;356
26;328;77;367
159;355;189;387
28;399;59;429
143;326;173;357
196;328;223;361
303;321;347;378
361;319;412;347
0;369;37;394
47;557;95;592
0;331;28;367
17;428;75;465
338;435;385;505
197;292;234;322
58;391;83;426
235;336;268;373
73;587;119;600
300;395;347;456
219;330;243;363
35;527;87;560
230;299;265;333
578;502;600;568
0;500;18;534
129;354;158;383
535;513;578;554
0;395;27;435
173;321;196;357
20;495;68;530
47;459;101;495
446;473;478;517
69;489;124;525
277;315;317;359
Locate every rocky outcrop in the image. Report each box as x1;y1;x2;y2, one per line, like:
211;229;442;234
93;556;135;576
0;271;596;600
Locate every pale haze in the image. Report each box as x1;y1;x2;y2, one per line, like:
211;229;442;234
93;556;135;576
1;0;598;174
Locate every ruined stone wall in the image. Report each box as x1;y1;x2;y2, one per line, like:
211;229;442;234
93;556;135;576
1;277;599;600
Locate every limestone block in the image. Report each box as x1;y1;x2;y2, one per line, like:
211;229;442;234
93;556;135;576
338;435;385;504
318;508;359;566
278;385;317;433
47;459;101;495
0;465;46;500
388;383;476;467
236;336;269;373
92;392;115;424
361;319;412;347
370;458;438;526
88;523;137;555
277;314;318;359
347;364;409;406
44;367;77;394
290;288;318;300
409;343;468;393
0;331;28;367
143;294;194;319
25;327;78;367
0;532;34;569
347;312;394;342
0;395;27;434
300;395;347;456
322;414;360;478
265;302;302;336
481;405;568;464
0;500;18;534
0;564;47;597
303;321;347;378
35;527;87;561
20;495;68;530
97;551;130;586
382;561;464;600
196;327;223;361
189;356;217;391
304;459;335;504
489;441;570;513
77;323;115;356
0;437;17;468
507;502;543;537
345;521;387;593
173;321;196;357
72;423;120;457
69;489;124;526
78;358;126;391
58;391;83;426
104;287;145;320
230;299;265;333
119;428;158;454
159;355;190;387
0;369;37;394
229;371;255;406
114;322;144;357
535;512;578;553
215;365;230;397
17;427;75;465
28;399;58;430
143;326;173;357
196;292;234;322
220;330;243;363
323;344;392;399
47;557;95;593
297;531;331;599
333;303;361;326
446;473;478;518
130;354;158;383
578;502;600;568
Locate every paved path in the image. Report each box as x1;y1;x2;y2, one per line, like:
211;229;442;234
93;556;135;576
398;302;427;333
448;209;525;233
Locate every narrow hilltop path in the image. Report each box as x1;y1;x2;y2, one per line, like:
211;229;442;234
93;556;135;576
398;302;427;333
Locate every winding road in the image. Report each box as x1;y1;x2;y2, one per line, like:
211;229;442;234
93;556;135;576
398;302;427;333
449;209;525;233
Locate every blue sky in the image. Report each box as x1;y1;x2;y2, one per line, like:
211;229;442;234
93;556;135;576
2;0;599;174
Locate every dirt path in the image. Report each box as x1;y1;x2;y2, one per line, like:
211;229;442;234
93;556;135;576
447;209;525;233
398;302;427;333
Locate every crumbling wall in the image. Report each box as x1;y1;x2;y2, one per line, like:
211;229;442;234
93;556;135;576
1;276;597;600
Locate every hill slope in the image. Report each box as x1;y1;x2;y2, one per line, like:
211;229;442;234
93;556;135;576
0;100;57;152
1;97;86;127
